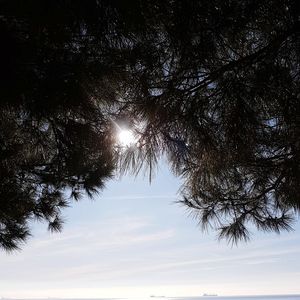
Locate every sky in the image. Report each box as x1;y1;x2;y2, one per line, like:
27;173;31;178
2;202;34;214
1;162;300;298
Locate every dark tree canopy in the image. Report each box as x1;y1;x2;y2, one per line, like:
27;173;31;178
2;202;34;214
0;0;299;250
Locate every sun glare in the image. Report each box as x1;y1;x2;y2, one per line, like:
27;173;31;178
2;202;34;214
117;129;136;147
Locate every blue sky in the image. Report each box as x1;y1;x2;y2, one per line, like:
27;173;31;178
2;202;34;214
1;162;300;298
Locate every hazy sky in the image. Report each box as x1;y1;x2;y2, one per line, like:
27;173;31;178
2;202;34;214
1;162;300;298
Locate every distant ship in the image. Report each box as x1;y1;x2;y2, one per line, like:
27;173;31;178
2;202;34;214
203;293;218;297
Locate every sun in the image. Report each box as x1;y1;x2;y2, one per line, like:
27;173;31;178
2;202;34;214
117;129;136;147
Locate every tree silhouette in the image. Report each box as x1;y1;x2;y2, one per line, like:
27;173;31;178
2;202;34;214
0;0;299;250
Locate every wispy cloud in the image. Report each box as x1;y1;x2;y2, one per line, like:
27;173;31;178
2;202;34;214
102;194;180;201
0;216;175;269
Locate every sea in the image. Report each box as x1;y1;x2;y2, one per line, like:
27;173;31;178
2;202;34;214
84;294;300;300
100;296;300;300
172;297;300;300
37;296;300;300
5;297;300;300
108;296;300;300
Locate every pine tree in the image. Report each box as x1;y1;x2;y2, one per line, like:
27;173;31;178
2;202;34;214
0;0;299;250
